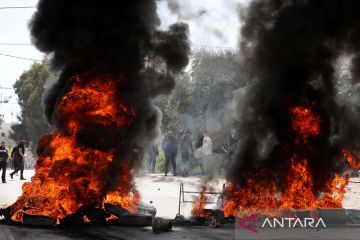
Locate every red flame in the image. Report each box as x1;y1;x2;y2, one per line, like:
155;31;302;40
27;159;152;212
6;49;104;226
191;184;212;218
343;149;360;170
222;105;350;218
290;106;321;142
9;73;139;222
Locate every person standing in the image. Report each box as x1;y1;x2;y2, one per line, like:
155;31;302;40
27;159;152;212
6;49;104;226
180;130;194;176
0;141;9;183
148;144;159;173
162;131;178;176
201;130;212;175
10;144;18;171
10;137;26;180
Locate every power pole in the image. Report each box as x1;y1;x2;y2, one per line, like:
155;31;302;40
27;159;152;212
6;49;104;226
0;86;13;103
0;87;14;124
0;94;11;103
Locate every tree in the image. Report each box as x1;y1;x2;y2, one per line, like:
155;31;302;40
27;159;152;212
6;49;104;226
154;72;192;133
188;50;251;120
10;61;54;154
156;50;252;133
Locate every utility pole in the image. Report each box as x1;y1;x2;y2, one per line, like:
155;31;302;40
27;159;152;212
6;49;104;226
0;86;14;124
0;94;12;103
0;86;13;103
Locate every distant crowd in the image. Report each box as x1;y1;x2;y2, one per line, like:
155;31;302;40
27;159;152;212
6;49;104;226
146;129;233;177
0;131;234;182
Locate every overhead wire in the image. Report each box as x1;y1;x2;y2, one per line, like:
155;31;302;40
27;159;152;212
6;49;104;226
0;6;35;9
0;53;40;61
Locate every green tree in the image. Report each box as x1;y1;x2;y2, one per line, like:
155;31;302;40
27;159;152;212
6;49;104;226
154;72;191;133
10;61;54;153
188;50;251;121
156;50;252;134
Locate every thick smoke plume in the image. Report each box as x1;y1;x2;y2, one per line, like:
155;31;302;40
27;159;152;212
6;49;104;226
35;0;190;177
227;0;360;202
6;0;189;221
33;0;189;142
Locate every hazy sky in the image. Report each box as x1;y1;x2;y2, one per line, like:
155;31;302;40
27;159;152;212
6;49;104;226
0;0;246;123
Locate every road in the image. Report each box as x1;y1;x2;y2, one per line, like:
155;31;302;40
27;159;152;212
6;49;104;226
0;170;226;218
1;171;360;240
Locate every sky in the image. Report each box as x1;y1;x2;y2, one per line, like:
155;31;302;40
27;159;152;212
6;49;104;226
0;0;246;123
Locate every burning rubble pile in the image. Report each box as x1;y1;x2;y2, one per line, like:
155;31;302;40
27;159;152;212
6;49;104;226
221;0;360;217
1;0;189;225
187;0;360;226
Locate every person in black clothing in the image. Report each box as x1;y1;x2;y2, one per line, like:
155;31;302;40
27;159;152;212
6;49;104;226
148;144;159;173
11;145;18;170
0;141;9;183
162;131;178;176
180;130;194;176
191;130;206;175
10;137;26;180
194;131;204;149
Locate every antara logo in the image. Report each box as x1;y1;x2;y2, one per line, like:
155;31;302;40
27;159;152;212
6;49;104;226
238;214;327;234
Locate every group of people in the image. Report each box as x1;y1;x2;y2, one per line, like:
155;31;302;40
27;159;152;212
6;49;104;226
0;137;27;183
147;129;213;177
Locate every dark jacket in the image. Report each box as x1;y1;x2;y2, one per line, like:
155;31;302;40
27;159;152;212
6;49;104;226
0;147;9;162
162;135;178;156
180;135;194;155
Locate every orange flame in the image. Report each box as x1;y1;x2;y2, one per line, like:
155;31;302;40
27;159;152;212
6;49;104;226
222;105;350;218
290;106;320;142
223;162;349;217
191;185;212;218
10;73;139;222
343;149;360;169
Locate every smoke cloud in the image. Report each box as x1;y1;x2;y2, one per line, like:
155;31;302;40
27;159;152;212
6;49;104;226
5;0;190;221
31;0;190;148
228;0;360;196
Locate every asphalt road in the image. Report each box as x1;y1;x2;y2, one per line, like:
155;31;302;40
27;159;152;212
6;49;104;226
0;224;235;240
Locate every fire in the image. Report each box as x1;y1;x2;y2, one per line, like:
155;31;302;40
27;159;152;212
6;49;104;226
222;105;351;218
280;157;317;209
104;191;139;213
83;215;91;223
191;185;212;218
9;73;139;222
106;214;119;222
319;174;348;208
223;164;349;217
290;106;320;142
343;149;360;169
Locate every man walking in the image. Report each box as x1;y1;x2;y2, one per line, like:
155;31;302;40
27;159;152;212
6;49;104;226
180;130;194;176
162;131;178;176
0;141;9;183
10;137;26;180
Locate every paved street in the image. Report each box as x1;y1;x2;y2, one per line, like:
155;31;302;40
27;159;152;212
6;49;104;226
0;170;226;218
0;170;230;240
1;171;360;240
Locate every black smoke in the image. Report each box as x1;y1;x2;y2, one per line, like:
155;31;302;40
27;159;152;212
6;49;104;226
227;0;360;198
30;0;190;147
7;0;190;216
